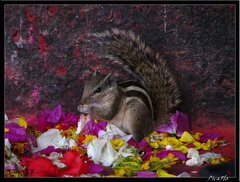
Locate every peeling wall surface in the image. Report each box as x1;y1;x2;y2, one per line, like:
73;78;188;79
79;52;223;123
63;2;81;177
4;5;236;129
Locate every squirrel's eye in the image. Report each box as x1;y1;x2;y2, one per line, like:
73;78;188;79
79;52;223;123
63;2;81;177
94;87;101;93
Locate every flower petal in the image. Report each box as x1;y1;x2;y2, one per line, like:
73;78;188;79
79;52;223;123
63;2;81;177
156;111;191;137
179;131;195;143
5;122;26;143
156;169;176;177
137;171;156;177
198;132;221;143
46;104;62;123
157;150;186;160
33;146;65;156
88;163;103;174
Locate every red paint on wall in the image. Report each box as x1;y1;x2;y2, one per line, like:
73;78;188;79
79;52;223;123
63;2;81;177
55;66;66;75
37;34;47;55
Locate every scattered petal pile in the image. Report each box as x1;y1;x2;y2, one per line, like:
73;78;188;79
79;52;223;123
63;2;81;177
4;105;231;177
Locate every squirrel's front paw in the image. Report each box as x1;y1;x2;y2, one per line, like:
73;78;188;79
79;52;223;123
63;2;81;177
78;104;90;114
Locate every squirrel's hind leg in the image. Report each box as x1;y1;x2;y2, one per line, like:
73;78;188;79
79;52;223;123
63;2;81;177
125;99;154;142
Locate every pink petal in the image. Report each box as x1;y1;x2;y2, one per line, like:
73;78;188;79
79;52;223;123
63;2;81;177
37;110;51;132
198;132;222;143
5;122;26;143
157;150;186;161
88;163;103;174
33;146;65;156
187;143;195;148
46;104;62;123
137;171;156;177
156;111;191;137
174;111;191;137
156;123;175;134
84;119;107;136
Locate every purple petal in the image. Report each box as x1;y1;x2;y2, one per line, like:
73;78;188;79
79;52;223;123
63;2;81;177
128;138;138;148
138;138;152;152
141;151;153;160
84;119;107;136
174;111;191;137
137;171;156;177
46;104;62;123
157;150;186;160
5;122;26;143
187;143;195;148
88;163;103;174
37;110;51;132
62;113;80;130
198;132;222;143
26;134;37;146
156;123;174;134
156;111;191;137
33;146;65;156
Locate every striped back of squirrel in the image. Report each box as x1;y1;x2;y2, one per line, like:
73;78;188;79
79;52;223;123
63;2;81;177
118;80;154;119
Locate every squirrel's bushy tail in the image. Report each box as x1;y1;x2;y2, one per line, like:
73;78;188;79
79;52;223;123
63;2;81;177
90;28;181;126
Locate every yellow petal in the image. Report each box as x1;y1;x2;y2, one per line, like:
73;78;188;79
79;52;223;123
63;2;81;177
159;137;182;148
201;139;212;151
141;161;150;170
156;169;176;177
82;135;97;144
192;132;203;140
149;141;160;149
149;155;161;163
110;138;124;149
210;158;221;165
18;115;27;128
179;131;195;143
175;145;189;154
193;141;202;150
114;168;126;177
5;128;9;132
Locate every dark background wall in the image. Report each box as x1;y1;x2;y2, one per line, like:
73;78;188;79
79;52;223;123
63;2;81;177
4;4;236;129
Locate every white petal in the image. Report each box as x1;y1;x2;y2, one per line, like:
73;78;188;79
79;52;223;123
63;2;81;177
75;114;90;135
37;129;62;150
106;123;128;137
87;138;107;164
187;148;200;158
200;152;221;162
100;139;117;166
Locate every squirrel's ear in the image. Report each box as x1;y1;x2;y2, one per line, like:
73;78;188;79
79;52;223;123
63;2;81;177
104;73;117;86
94;70;99;76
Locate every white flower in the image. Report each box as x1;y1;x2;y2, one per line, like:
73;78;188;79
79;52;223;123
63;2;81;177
5;138;11;156
37;129;64;150
86;123;137;167
87;138;107;164
75;114;90;135
47;152;66;168
185;148;205;166
200;152;221;162
99;139;117;166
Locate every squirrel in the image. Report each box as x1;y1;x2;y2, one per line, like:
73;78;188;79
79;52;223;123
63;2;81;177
78;28;181;141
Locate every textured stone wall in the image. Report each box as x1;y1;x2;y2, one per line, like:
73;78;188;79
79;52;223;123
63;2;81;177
4;4;236;128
